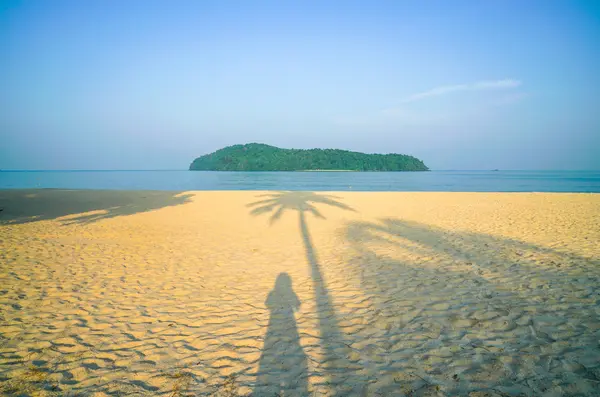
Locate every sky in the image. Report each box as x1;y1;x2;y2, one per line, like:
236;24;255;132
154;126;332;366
1;0;599;170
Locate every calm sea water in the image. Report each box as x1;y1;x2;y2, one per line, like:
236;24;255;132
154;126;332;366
0;170;599;192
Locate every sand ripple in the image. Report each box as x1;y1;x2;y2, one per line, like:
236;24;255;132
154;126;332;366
1;190;599;396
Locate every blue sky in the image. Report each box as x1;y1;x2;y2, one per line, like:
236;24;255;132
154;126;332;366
1;0;599;170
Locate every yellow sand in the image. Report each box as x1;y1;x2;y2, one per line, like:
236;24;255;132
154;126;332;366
1;190;599;396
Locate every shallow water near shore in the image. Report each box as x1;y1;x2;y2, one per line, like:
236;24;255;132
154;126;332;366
1;170;599;192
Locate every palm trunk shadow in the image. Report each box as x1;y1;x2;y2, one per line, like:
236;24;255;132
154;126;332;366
246;192;363;395
299;212;364;395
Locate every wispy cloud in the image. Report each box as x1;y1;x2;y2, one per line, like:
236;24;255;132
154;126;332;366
403;79;521;103
333;78;524;128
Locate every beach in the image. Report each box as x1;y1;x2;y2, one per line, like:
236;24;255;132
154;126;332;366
1;189;599;396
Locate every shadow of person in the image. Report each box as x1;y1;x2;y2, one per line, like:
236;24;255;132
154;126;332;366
249;192;365;395
254;273;309;396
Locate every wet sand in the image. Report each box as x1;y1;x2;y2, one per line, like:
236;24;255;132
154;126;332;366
1;189;599;396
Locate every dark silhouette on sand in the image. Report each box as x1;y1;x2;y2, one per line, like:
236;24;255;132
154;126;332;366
248;192;365;395
0;190;193;225
254;273;308;396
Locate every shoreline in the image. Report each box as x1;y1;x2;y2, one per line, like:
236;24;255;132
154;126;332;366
2;187;599;194
296;169;356;172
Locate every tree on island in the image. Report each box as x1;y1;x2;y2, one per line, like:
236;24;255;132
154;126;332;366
189;143;429;171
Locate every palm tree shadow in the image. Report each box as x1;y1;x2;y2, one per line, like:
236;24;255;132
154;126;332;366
355;218;600;286
248;192;364;395
254;273;308;396
344;217;600;395
248;191;353;225
0;190;194;225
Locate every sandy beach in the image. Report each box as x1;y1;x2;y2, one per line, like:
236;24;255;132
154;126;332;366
1;189;599;396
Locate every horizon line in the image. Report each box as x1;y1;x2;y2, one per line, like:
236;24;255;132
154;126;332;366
1;169;599;172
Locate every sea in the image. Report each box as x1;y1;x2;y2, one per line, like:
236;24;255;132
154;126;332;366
0;170;599;192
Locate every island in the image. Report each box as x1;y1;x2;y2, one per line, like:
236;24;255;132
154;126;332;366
189;143;429;171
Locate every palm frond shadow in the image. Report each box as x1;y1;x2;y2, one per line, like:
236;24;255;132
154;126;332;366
343;217;600;395
248;191;365;395
247;191;354;224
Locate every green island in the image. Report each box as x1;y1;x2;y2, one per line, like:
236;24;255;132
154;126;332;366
189;143;429;171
